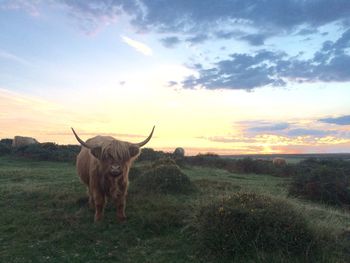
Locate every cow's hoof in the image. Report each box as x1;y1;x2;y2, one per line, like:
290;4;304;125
94;214;103;222
117;215;127;223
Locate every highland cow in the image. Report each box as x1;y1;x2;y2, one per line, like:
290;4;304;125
71;126;155;222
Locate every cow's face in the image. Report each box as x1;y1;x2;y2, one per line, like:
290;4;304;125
103;149;130;178
89;142;140;178
104;156;123;178
71;126;154;178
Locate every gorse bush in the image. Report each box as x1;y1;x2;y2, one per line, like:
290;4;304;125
151;157;177;168
133;163;194;194
192;192;315;258
137;148;169;162
185;153;228;169
289;165;350;206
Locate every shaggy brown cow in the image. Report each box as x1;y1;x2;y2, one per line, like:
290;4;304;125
273;157;287;166
71;126;155;222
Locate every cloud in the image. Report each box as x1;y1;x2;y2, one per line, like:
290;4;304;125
237;119;348;139
121;35;152;56
167;81;177;87
129;0;350;35
0;0;41;16
286;129;334;137
182;50;287;90
16;0;348;44
319;115;350;125
5;0;350;90
185;34;208;45
182;29;350;90
247;122;290;133
0;49;31;66
160;36;181;48
240;33;267;46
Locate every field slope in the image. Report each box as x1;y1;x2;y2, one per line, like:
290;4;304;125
0;157;349;262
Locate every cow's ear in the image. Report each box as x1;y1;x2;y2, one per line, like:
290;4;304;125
90;146;102;160
129;145;140;158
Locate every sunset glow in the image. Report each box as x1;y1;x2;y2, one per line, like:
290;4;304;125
1;1;350;155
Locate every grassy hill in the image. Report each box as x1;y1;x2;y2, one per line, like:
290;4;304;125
0;156;349;262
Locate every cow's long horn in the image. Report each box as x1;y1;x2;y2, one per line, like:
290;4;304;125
135;126;155;147
71;128;91;148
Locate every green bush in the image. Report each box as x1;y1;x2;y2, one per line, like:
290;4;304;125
137;148;168;162
13;143;80;162
151;157;177;168
0;142;11;156
184;155;296;177
0;138;13;146
128;166;143;181
133;164;194;194
185;153;228;168
192;192;315;258
289;165;350;206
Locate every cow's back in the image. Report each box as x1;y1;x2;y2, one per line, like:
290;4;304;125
76;147;93;185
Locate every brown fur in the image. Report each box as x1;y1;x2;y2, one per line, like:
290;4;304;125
272;157;287;166
76;135;141;222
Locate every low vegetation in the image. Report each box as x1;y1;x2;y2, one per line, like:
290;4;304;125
192;192;318;261
132;161;194;194
1;149;350;262
289;159;350;206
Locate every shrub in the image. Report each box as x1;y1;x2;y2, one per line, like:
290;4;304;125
133;164;194;194
289;165;350;206
151;157;177;168
192;192;315;258
0;138;13;147
234;157;261;173
128;166;143;181
137;148;168;162
0;142;11;156
185;153;228;168
13;143;80;162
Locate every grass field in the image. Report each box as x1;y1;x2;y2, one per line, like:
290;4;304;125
0;156;350;262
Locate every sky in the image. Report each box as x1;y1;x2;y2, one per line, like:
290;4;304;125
0;0;350;155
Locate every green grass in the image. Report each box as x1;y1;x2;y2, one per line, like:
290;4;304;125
0;156;349;262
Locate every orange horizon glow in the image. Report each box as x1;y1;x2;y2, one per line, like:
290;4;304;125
1;88;350;156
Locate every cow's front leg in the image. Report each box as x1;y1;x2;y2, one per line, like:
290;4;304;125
115;178;128;222
93;190;105;222
87;187;94;210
